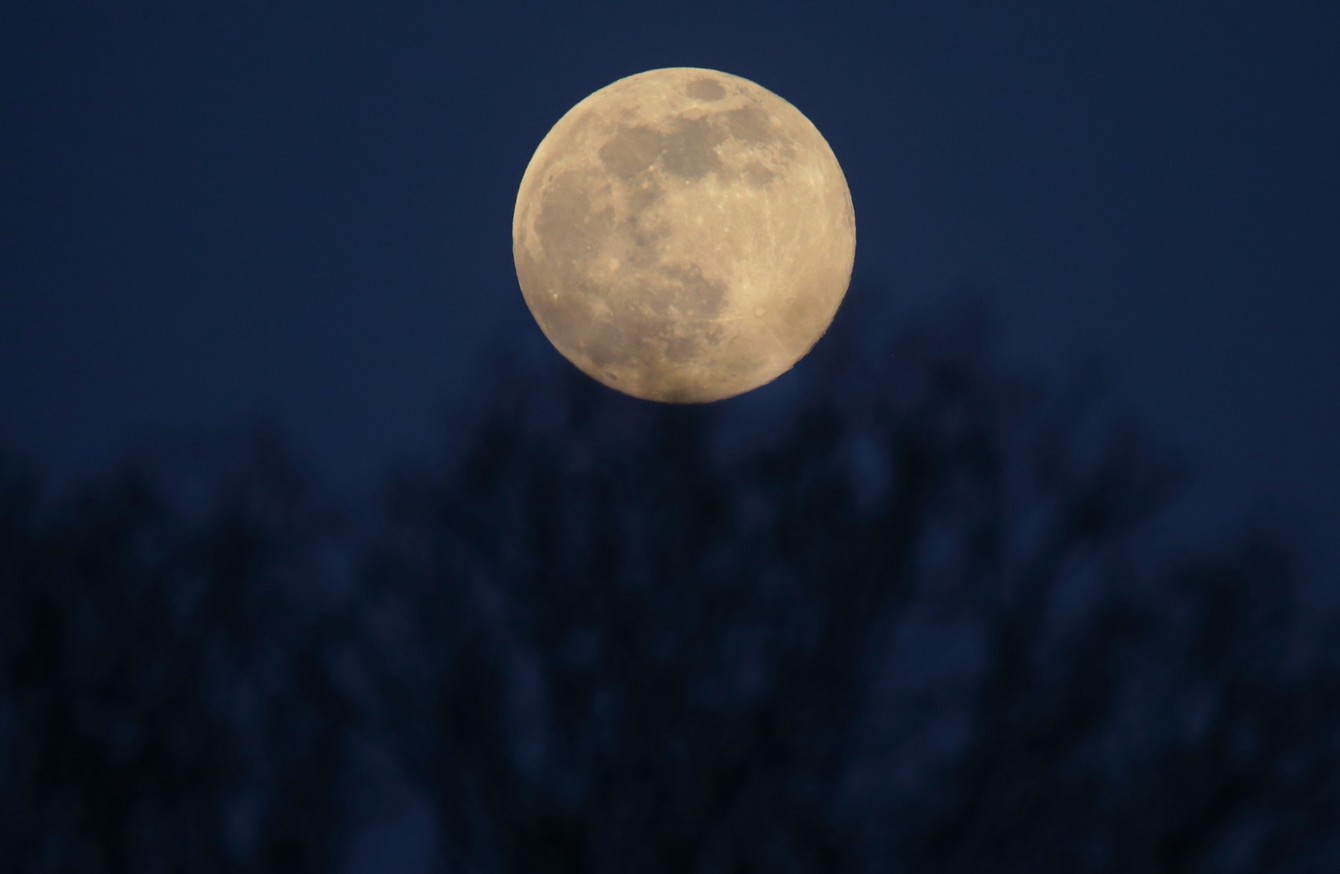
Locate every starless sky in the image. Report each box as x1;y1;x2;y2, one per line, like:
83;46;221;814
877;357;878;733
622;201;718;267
3;2;1337;575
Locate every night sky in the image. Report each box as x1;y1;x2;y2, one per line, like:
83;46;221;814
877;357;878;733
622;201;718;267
4;2;1338;573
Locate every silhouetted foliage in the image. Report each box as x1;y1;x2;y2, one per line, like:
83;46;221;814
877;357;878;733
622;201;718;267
2;309;1337;872
353;311;1339;872
0;436;358;872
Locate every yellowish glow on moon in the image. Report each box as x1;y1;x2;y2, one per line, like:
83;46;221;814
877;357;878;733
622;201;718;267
513;67;855;403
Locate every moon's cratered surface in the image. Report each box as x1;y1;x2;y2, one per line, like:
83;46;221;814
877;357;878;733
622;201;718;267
513;67;855;403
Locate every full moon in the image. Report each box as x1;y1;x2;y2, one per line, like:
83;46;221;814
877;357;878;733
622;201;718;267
513;67;855;403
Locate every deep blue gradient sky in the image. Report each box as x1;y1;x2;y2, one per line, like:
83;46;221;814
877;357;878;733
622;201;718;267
3;2;1337;572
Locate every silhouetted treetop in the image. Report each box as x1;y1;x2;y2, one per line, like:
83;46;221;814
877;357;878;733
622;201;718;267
2;308;1335;873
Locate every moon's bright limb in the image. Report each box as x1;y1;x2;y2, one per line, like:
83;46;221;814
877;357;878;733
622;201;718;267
513;67;855;403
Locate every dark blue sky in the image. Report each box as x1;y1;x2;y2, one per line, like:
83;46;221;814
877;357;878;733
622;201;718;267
3;2;1337;573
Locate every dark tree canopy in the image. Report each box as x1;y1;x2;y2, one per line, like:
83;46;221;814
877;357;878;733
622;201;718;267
0;437;354;872
2;309;1336;872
